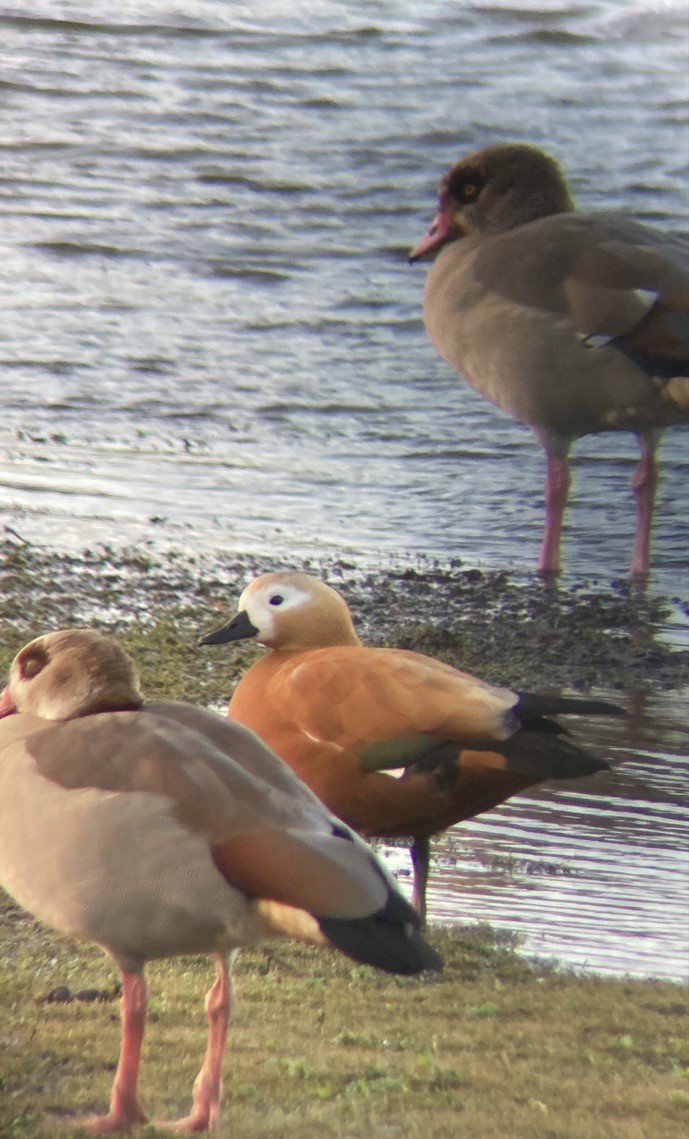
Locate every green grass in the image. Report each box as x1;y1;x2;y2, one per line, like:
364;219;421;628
0;901;687;1139
1;542;688;1135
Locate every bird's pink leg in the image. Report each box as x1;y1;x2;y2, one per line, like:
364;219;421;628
411;837;430;926
537;451;571;577
630;433;660;581
162;953;234;1133
81;971;148;1133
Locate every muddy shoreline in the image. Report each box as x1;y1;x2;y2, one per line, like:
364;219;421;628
1;535;687;696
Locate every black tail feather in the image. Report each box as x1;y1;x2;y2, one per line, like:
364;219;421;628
318;892;442;976
498;729;610;779
516;693;625;720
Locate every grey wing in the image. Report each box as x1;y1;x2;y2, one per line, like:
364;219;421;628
27;709;333;844
145;701;332;811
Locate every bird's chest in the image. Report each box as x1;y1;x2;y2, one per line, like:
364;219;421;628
0;757;92;931
421;246;638;434
0;756;251;968
422;249;544;405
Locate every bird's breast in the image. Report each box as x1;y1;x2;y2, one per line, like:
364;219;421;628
0;756;249;967
422;244;684;438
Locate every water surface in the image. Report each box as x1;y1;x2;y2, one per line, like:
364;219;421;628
380;689;688;979
0;0;687;978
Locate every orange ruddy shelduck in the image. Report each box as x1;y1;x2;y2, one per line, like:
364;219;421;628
410;142;689;579
199;571;622;921
0;629;440;1134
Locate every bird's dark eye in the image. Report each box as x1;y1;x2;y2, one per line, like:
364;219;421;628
18;646;48;680
446;169;484;205
268;594;284;607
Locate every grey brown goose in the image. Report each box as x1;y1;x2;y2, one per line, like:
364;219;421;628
0;629;440;1134
410;142;689;579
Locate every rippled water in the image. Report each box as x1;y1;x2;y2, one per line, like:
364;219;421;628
0;0;687;978
380;690;689;979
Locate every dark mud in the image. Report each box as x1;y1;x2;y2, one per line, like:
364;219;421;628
1;535;687;701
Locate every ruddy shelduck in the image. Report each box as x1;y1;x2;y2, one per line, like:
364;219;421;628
410;142;689;579
0;629;440;1134
200;571;621;921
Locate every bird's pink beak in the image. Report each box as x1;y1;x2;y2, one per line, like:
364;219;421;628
0;686;17;719
408;208;455;261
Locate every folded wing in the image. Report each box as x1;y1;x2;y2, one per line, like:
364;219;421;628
260;646;519;754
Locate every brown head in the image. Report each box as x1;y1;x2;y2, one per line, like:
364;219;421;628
409;142;575;258
199;571;361;651
0;629;144;721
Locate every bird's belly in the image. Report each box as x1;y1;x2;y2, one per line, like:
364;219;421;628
0;764;250;969
422;262;677;440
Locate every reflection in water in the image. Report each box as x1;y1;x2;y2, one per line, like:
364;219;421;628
379;690;689;980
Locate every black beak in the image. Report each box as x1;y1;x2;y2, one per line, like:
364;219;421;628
198;610;259;646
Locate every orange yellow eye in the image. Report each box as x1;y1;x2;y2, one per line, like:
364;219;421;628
446;165;485;205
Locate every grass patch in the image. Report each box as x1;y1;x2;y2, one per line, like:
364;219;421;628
0;904;687;1138
1;540;687;1135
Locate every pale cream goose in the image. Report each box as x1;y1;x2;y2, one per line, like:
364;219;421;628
410;142;689;579
200;571;621;922
0;629;440;1134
